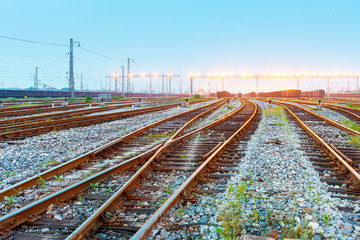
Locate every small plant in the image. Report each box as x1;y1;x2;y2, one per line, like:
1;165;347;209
12;187;22;197
106;187;112;193
96;162;102;169
78;195;84;202
323;214;330;225
84;95;94;103
4;170;9;177
4;196;18;206
38;175;46;189
179;153;188;159
90;182;99;190
54;175;64;181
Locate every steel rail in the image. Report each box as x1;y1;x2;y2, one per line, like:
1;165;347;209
0;100;206;136
278;103;360;191
65;99;247;240
322;105;360;121
0;103;183;140
0;100;223;231
0;101;133;113
0;100;222;201
0;103;134;128
273;101;360;137
274;99;360;120
132;100;258;239
0;146;162;232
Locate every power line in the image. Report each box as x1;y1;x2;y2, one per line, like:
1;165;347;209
79;46;126;62
0;53;64;58
39;54;68;67
0;35;68;47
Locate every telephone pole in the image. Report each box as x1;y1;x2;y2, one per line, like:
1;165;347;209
149;72;152;97
168;71;172;96
121;66;125;96
69;38;80;99
80;73;83;91
69;39;74;99
126;58;134;96
162;74;165;96
34;67;39;90
114;72;118;92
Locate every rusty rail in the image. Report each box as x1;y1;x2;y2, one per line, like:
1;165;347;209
0;100;222;201
0;99;223;233
65;99;247;240
279;103;360;191
273;99;360;121
131;100;258;239
0;103;189;140
0;103;134;127
272;100;360;137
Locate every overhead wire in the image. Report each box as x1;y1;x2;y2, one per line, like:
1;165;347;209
0;35;68;47
78;46;126;62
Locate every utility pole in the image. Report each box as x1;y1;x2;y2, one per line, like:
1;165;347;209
327;77;330;97
121;66;125;96
208;82;210;96
190;75;193;98
80;73;83;91
179;79;182;95
114;72;118;92
69;38;80;99
222;78;224;91
162;74;164;96
168;71;172;96
69;39;74;99
127;58;134;96
34;67;39;90
296;77;299;90
149;72;152;97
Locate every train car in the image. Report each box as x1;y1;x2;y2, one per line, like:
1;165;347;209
217;91;235;98
243;92;256;97
301;89;325;98
237;93;242;97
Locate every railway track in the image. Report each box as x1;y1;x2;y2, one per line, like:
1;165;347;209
0;99;252;239
131;100;259;239
0;99;231;238
277;99;360;124
0;101;204;141
0;103;134;127
0;99;224;200
64;99;258;240
277;102;360;194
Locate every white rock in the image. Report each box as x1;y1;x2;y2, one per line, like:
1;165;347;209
296;197;305;203
54;214;63;221
308;221;319;230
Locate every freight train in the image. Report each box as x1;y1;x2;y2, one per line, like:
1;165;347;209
0;90;179;98
216;91;236;98
243;89;325;98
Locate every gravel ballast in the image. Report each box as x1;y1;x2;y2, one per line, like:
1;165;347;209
0;101;214;190
155;100;360;239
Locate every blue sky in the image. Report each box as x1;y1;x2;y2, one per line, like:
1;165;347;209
0;0;359;93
